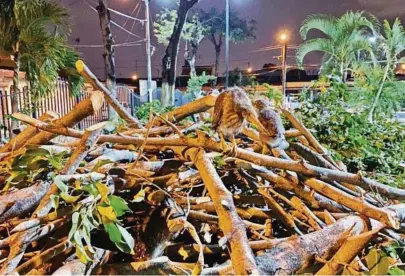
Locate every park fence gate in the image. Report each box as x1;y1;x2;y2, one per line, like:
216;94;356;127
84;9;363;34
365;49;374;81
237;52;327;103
0;80;140;142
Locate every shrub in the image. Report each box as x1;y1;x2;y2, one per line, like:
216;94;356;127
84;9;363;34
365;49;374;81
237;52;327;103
296;82;405;187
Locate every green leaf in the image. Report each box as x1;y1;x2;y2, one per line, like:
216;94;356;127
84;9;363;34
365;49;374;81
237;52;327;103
388;266;405;275
76;245;91;264
104;223;122;243
50;195;59;211
54;176;68;193
109;195;130;217
117;224;135;254
97;206;117;224
92;159;114;172
133;189;145;203
60;192;81;203
96;183;110;203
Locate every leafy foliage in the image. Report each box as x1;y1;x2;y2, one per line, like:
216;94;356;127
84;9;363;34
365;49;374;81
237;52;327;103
0;0;84;98
55;178;133;261
154;8;207;47
135;100;174;123
262;83;283;107
297;82;405;186
297;11;379;79
186;72;216;99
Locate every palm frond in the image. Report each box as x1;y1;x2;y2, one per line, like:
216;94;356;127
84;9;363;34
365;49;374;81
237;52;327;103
296;38;333;67
299;14;337;40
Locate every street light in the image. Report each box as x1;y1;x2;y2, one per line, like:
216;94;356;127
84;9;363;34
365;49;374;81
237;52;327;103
278;32;289;108
225;0;230;88
132;74;138;81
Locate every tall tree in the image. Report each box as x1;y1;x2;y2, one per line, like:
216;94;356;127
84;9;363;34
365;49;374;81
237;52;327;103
0;0;82;135
154;10;206;77
160;0;200;107
199;8;256;78
183;14;206;77
97;0;117;121
297;11;379;81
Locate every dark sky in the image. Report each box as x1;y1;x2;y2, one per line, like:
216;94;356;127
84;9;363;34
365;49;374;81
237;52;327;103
61;0;405;79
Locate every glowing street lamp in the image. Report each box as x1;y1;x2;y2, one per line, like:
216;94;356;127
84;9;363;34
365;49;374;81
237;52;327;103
132;74;138;81
278;31;289;108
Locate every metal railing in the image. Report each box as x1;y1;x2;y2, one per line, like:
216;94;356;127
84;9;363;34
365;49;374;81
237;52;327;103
0;81;141;142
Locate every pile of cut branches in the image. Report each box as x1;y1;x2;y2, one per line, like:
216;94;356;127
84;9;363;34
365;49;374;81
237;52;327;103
0;61;404;275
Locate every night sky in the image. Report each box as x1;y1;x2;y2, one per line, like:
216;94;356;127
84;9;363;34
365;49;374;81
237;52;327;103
61;0;405;79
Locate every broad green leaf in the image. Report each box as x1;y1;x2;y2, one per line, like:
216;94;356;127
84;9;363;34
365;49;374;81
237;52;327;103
97;206;117;224
96;183;109;203
109;195;130;217
60;192;81;204
104;223;122;243
117;224;135;254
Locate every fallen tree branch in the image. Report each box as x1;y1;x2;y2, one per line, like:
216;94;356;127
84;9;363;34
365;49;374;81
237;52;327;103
14;115;404;200
184;148;259;275
76;60;143;128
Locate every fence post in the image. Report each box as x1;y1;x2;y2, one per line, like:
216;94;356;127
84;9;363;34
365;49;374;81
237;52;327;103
75;95;82;130
130;90;135;116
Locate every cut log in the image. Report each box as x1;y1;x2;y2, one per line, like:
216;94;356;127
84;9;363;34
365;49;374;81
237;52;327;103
17;91;104;147
255;216;367;274
0;111;59;153
316;227;382;275
157;95;217;125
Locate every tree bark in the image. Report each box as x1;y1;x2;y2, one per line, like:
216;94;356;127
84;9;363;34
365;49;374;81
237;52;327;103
161;0;199;107
0;112;58;153
255;216;367;274
96;0;117;121
185;40;198;77
214;44;221;78
24;90;104;146
183;148;259;275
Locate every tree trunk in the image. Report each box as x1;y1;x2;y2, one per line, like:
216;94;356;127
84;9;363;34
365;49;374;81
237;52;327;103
97;0;117;121
185;40;199;77
161;0;199;107
368;61;390;123
214;44;221;79
11;46;20;137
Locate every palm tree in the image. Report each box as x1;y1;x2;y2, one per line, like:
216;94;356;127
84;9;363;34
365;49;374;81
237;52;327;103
367;19;405;123
0;0;82;133
297;11;379;81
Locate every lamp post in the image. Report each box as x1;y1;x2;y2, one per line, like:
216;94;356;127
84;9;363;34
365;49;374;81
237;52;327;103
225;0;230;88
280;33;288;108
145;0;153;102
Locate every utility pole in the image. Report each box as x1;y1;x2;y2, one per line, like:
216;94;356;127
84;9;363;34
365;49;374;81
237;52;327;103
225;0;230;88
281;42;287;108
145;0;153;102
